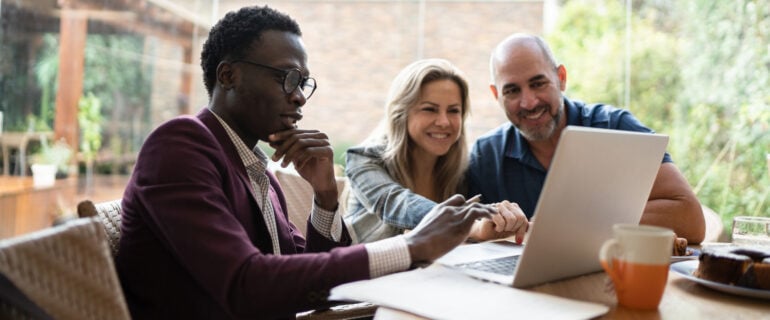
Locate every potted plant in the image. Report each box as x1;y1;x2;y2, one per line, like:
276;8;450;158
30;136;73;188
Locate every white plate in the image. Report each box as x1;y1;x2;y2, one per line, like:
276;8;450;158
670;248;701;263
670;260;770;300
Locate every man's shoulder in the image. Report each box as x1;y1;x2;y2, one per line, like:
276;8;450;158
571;99;625;115
146;113;210;140
151;114;201;131
138;114;222;161
567;98;634;129
475;123;512;148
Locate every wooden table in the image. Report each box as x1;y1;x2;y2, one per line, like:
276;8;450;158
374;260;770;319
0;176;76;238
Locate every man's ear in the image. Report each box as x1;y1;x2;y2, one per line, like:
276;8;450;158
216;61;236;89
489;84;499;100
557;65;567;91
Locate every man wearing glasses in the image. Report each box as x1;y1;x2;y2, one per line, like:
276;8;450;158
115;5;493;319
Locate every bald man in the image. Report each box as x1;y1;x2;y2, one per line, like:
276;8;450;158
466;34;705;243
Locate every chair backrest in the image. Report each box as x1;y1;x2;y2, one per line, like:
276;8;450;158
702;204;725;242
0;218;131;320
77;199;123;256
273;169;347;236
0;270;54;319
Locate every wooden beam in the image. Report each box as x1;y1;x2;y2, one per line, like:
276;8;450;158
145;0;212;29
58;0;207;46
99;16;197;47
53;9;87;152
11;1;204;46
179;45;193;114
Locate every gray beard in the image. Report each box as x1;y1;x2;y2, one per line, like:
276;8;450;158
519;105;562;141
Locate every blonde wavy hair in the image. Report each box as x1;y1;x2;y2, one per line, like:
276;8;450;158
364;58;471;200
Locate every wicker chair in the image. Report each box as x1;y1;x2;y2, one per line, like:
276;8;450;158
0;218;131;320
273;169;375;319
77;199;122;256
273;169;348;236
75;191;374;319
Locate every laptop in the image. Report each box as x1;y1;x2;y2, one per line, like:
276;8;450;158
436;125;669;288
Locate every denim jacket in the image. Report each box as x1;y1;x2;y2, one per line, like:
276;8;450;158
344;145;436;243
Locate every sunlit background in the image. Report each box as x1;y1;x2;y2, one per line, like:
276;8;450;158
0;0;768;239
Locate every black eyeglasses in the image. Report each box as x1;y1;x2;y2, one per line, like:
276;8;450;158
231;60;317;99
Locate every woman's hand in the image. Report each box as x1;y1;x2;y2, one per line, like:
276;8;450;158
405;195;495;266
468;201;529;243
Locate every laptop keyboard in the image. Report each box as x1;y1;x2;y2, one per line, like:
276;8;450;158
453;255;520;275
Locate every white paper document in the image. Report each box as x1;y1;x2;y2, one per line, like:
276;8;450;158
330;265;608;320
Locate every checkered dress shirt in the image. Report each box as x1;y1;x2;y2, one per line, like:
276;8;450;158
211;110;410;275
214;115;282;255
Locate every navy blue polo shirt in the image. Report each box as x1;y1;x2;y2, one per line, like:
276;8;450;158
466;97;672;218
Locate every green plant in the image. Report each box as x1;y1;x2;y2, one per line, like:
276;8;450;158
666;0;770;236
78;92;103;162
31;136;73;174
78;92;103;193
550;0;770;236
33;33;152;164
35;34;59;130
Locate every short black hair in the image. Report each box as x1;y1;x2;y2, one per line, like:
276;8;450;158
200;6;301;97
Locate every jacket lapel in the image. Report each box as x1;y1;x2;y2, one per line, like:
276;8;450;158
196;108;276;252
265;170;298;254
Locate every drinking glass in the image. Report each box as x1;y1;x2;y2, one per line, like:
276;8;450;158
731;216;770;247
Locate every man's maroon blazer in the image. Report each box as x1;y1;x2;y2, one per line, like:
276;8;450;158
116;108;370;319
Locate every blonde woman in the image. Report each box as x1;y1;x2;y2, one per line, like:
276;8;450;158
345;59;528;243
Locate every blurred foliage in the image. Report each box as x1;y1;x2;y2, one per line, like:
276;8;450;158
78;92;103;162
35;37;58;131
35;33;152;173
673;0;770;230
551;0;770;235
548;0;680;132
0;29;34;131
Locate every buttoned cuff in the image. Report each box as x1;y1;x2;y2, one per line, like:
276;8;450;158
310;198;343;242
364;235;411;278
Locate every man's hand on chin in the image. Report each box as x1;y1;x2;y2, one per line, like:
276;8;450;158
269;128;338;210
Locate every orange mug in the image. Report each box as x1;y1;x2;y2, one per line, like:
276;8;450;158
599;224;673;309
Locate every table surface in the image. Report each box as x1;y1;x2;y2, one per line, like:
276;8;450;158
374;250;770;319
0;176;69;195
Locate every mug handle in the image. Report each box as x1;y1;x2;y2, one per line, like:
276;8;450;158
599;239;622;285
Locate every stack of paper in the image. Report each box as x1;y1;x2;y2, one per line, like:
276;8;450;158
331;265;608;320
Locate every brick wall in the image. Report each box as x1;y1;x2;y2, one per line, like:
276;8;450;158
218;0;544;148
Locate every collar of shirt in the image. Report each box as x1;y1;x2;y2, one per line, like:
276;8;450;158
503;97;580;172
209;110;269;174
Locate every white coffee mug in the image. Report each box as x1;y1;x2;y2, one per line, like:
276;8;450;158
599;224;674;309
